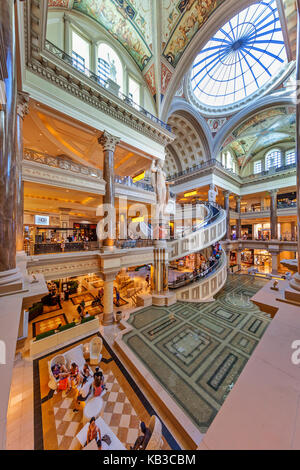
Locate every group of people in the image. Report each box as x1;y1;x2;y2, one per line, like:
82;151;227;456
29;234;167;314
192;243;222;279
51;361;106;405
47;282;67;308
52;358;152;451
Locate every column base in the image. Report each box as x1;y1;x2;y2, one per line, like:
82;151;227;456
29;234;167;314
0;268;24;296
152;292;176;306
100;245;116;253
288;272;300;294
102;312;114;325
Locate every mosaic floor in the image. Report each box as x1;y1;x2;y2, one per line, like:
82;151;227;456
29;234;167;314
36;336;176;450
123;275;271;433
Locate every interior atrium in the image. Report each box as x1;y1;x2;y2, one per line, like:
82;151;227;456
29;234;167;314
1;0;300;452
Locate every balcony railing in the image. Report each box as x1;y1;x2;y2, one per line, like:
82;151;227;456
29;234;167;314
24;148;102;178
24;148;155;192
44;40;171;133
166;159;296;183
115;175;154;193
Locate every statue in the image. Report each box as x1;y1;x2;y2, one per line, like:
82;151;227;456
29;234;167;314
107;55;117;83
151;160;170;215
208;184;218;203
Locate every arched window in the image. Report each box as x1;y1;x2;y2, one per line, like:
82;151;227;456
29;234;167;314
72;31;90;74
286;149;296;166
97;43;123;91
221;150;236;173
265;149;281;170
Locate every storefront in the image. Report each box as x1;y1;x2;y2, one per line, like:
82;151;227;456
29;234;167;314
73;223;97;241
253;223;281;240
253;249;271;270
277;192;296;208
241;249;254;266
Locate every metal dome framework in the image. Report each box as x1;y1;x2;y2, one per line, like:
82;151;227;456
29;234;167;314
190;0;288;113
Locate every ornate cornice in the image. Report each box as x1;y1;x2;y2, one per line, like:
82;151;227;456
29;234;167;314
98;131;120;153
23;1;174;147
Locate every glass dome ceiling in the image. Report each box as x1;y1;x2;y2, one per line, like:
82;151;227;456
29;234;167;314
191;0;288;110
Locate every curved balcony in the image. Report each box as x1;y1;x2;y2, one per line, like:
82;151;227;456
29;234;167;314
168;203;227;261
174;250;227;302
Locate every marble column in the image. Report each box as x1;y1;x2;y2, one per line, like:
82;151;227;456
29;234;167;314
235;196;241;239
59;209;70;240
98;131;120;251
16;92;29;253
224;191;231;240
237;250;242;271
63;14;70;56
102;274;115;326
0;0;23;293
270;252;278;275
153;241;169;294
269;189;278;240
291;221;296;240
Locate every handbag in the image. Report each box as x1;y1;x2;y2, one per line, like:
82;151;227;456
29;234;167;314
101;434;111;446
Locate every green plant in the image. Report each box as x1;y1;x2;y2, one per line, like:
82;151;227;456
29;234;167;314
35;329;56;341
80;315;95;324
58;322;76;332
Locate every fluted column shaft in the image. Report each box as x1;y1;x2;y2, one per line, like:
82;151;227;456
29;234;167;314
102;276;115;326
236;196;241;239
153;242;168;294
98;131;120;250
0;0;17;272
269;190;278;240
16;92;29;252
224;191;231;240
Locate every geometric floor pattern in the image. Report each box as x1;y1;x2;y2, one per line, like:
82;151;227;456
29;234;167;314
52;371;140;450
124;274;271;433
37;339;172;451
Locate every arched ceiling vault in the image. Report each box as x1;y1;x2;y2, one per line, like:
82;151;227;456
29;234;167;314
164;109;210;176
218;105;296;175
48;1;256;111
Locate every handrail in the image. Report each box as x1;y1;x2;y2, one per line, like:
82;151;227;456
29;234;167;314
168;254;222;289
24;148;155;192
166;158;296;183
44;40;171;133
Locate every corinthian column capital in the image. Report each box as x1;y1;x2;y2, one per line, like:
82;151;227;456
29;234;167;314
98;131;120;152
17;91;29;119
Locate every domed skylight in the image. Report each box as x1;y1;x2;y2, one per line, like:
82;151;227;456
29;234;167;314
191;0;288;110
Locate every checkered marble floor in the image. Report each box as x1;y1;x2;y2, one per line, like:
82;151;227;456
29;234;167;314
52;372;140;450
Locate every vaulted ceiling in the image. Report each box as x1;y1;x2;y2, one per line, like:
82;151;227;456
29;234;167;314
220;106;296;172
163;110;209;176
47;0;226;105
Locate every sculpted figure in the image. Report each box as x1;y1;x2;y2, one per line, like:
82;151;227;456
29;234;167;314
151;160;169;215
208;184;218;203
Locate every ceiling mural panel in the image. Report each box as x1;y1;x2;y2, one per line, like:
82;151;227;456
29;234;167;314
220;107;296;170
72;0;152;70
144;63;157;99
48;0;71;6
161;62;173;96
162;0;225;68
233;108;287;138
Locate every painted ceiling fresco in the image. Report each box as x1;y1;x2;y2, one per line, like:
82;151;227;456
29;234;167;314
72;0;153;70
222;108;296;166
162;0;225;68
48;0;71;6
